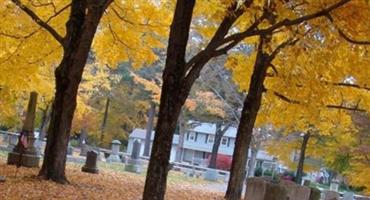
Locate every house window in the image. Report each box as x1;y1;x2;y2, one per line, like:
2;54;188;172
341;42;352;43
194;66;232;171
208;135;215;143
188;131;196;141
221;137;228;145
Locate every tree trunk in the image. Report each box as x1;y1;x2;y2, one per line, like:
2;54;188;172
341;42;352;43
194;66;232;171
247;146;259;178
142;0;195;199
209;122;231;169
295;132;311;184
38;0;111;183
100;98;110;145
143;102;156;157
175;111;186;162
225;38;270;200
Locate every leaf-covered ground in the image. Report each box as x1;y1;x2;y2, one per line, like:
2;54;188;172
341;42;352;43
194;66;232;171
0;158;224;200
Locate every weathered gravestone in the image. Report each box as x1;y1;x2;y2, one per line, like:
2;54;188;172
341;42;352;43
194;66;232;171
124;139;142;173
106;140;121;162
81;150;99;174
280;180;311;200
330;180;340;192
7;92;41;167
67;141;74;156
309;187;321;200
343;192;354;200
323;190;340;200
244;177;287;200
80;143;89;156
7;134;18;151
204;168;219;181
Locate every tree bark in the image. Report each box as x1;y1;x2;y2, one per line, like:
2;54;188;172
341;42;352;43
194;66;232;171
209;122;231;169
225;38;271;200
143;102;156;157
100;98;110;145
38;0;112;183
142;0;196;199
295;132;311;184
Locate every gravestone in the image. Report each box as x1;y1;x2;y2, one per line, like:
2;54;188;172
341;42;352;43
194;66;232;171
280;180;311;200
309;187;321;200
80;143;89;156
106;140;121;162
343;192;354;200
67;141;74;156
244;177;287;200
303;179;311;186
204;168;218;181
7;134;18;151
124;139;142;173
330;180;340;192
7;92;41;167
81;151;99;174
323;190;340;200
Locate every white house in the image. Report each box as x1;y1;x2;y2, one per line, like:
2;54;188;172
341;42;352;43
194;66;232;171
127;122;276;169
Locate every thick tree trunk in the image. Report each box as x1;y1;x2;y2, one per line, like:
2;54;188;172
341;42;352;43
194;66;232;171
142;0;196;199
175;111;186;162
38;0;111;183
225;39;270;200
100;98;110;144
247;146;259;178
209;122;231;168
295;132;311;184
143;102;156;157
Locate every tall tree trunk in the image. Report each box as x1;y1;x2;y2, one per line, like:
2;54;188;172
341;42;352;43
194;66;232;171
295;132;311;184
143;102;156;157
247;146;259;178
142;0;196;199
209;122;231;169
225;38;270;200
175;111;186;162
38;0;112;183
100;98;110;145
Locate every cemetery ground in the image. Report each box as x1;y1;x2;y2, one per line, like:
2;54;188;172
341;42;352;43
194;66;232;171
0;150;224;200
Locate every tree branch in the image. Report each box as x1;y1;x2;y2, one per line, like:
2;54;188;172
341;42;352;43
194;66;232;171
326;14;370;45
223;0;350;44
11;0;65;46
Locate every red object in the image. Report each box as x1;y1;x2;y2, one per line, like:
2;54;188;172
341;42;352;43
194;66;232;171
20;133;28;148
208;154;232;170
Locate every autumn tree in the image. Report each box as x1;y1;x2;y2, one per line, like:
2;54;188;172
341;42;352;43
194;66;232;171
1;0;168;183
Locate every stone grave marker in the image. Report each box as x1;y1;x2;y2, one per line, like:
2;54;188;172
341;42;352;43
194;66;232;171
124;139;142;173
309;187;321;200
67;141;74;156
323;190;340;200
7;92;41;167
244;177;287;200
106;140;121;162
80;142;89;156
343;192;354;200
81;150;99;174
280;180;311;200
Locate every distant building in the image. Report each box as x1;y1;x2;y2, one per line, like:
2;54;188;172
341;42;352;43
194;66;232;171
127;122;277;170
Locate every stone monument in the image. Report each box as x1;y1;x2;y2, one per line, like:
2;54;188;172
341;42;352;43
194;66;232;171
81;150;99;174
244;177;287;200
106;140;121;162
124;139;142;173
7;92;41;167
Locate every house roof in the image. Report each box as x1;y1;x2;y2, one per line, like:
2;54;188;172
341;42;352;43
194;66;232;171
129;128;179;144
191;122;238;138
